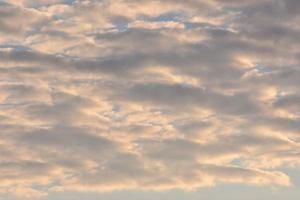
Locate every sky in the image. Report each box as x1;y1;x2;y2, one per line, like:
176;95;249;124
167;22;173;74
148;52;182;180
0;0;300;199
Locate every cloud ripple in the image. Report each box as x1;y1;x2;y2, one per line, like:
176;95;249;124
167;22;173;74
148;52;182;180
0;0;300;198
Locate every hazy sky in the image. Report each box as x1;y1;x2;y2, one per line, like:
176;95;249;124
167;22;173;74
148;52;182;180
1;0;300;199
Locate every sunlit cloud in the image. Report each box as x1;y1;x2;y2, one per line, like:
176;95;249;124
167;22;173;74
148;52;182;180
1;0;300;199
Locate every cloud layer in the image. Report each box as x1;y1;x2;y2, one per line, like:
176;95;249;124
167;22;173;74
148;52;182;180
1;0;300;199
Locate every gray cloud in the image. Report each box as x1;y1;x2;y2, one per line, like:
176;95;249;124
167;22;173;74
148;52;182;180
0;0;300;199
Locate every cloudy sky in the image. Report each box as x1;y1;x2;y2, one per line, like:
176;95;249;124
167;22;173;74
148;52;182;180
1;0;300;199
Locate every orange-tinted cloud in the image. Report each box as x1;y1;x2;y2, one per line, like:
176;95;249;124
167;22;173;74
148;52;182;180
1;0;300;199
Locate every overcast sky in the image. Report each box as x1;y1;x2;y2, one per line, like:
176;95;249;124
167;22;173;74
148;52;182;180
1;0;300;199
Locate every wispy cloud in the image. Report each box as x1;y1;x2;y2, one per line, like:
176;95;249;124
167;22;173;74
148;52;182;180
1;0;300;199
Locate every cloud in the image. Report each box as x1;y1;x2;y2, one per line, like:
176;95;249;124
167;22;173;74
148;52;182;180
128;21;185;30
1;0;300;199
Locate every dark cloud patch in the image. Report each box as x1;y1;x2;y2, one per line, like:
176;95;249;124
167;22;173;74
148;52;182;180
118;83;260;115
